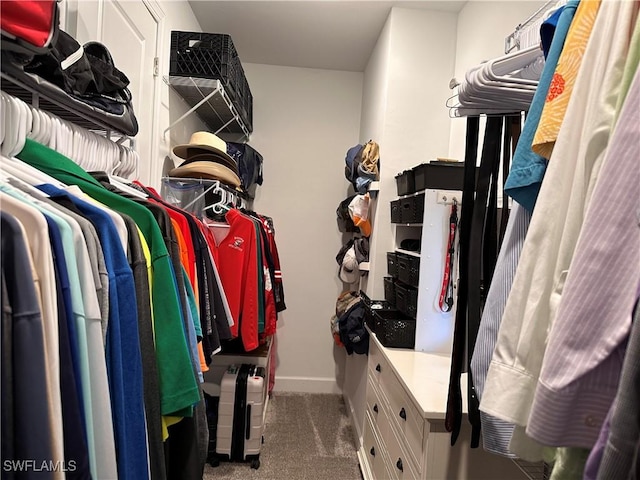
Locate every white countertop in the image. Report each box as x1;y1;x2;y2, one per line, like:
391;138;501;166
370;331;468;419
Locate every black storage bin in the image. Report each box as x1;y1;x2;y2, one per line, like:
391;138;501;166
390;199;402;223
413;161;468;191
395;170;415;196
383;277;396;306
170;31;253;131
373;309;416;349
397;253;420;288
367;301;395;334
387;252;398;278
400;194;425;224
395;283;418;319
360;291;394;334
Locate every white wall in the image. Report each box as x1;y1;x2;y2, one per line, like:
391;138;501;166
243;63;364;393
157;0;208;183
357;13;392;298
344;14;394;446
448;1;546;161
366;7;458;300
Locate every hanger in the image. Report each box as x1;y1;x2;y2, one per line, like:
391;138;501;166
1;91;140;178
451;46;543;115
1;155;67;189
108;174;148;199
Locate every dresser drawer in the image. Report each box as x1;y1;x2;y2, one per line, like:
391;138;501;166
368;336;387;384
366;374;388;439
386;424;419;480
380;368;425;471
363;412;389;480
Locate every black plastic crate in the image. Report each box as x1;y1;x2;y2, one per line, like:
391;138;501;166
384;277;396;306
395;283;418;319
400;194;424;224
387;252;398;278
170;31;253;131
373;309;416;349
366;301;395;334
390;199;401;223
395;170;415;196
413;161;468;191
397;254;420;288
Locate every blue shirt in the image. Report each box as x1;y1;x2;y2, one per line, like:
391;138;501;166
38;184;148;480
504;0;579;212
45;215;92;478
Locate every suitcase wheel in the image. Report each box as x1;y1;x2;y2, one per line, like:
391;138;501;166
208;458;220;468
251;458;261;470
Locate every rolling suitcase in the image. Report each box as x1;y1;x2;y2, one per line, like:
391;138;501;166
216;364;265;469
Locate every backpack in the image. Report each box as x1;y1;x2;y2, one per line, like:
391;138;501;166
1;0;59;57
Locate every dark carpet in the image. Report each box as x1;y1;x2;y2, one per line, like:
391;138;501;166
203;393;362;480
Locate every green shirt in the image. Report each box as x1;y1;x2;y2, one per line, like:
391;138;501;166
18;139;200;415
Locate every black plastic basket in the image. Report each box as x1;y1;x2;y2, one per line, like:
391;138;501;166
373;309;416;349
390;199;401;223
170;31;253;131
413;161;468;191
387;252;398;278
397;253;420;288
400;194;424;224
395;283;418;319
366;301;394;333
384;277;396;305
395;170;415;196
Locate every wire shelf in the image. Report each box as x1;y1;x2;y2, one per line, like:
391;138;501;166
513;459;552;480
163;76;250;141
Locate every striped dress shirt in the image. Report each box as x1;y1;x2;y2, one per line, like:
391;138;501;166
481;0;638;460
470;202;531;457
526;65;640;448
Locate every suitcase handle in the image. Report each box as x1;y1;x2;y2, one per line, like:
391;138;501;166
246;404;251;440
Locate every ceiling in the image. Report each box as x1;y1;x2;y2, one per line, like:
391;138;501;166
189;1;467;72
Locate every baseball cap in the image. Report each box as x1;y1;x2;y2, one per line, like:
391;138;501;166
339;246;360;284
348;194;371;237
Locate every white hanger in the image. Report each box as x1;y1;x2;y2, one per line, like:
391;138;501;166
1;156;67;189
109;175;147;199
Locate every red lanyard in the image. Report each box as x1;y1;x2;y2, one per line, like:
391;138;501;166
439;200;458;313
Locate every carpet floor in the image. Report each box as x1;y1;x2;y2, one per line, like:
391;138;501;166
203;393;363;480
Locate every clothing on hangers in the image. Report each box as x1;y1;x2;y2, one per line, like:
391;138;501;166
465;1;640;476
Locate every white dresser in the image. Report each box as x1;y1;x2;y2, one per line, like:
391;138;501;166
358;331;529;480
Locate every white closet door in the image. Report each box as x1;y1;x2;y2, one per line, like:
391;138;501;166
68;0;163;186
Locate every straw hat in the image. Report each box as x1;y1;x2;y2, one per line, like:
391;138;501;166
168;153;242;188
172;131;239;174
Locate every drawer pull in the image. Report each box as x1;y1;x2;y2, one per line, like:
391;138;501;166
396;458;404;472
370;447;375;457
399;408;407;421
375;364;381;372
373;404;379;413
